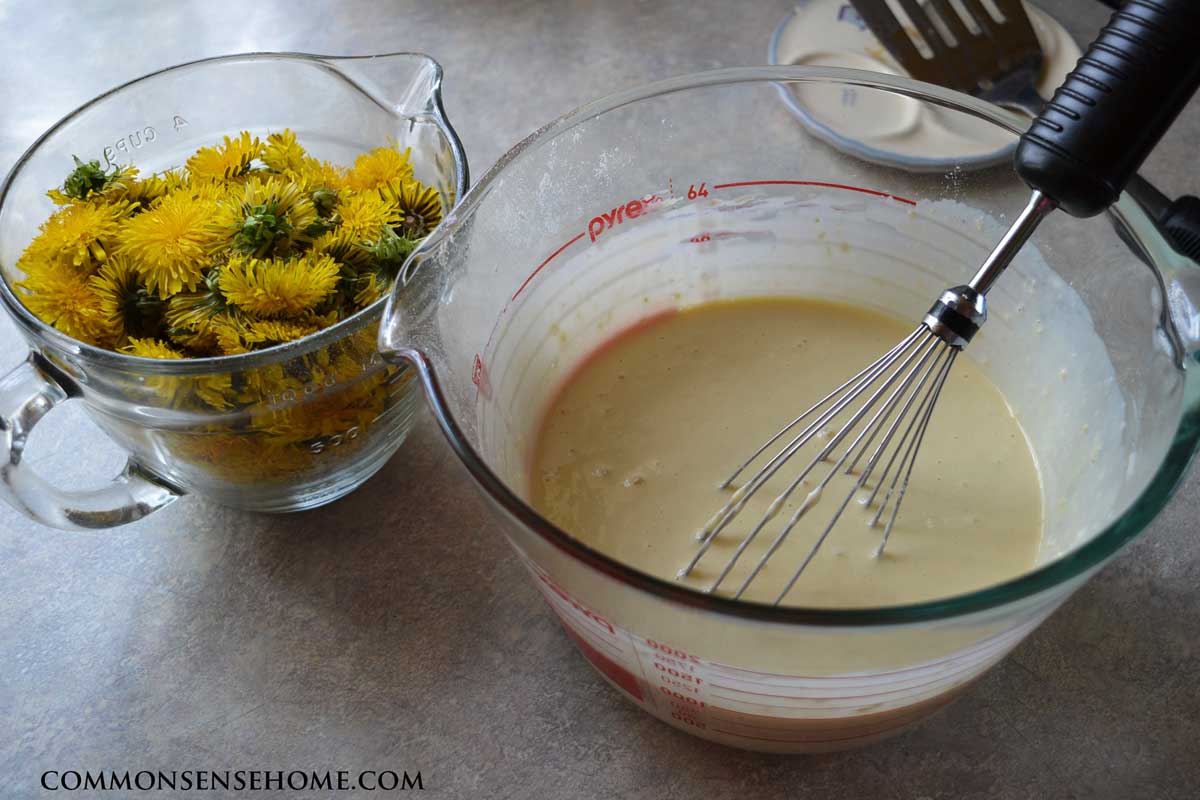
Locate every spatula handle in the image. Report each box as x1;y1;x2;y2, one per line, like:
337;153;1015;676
1015;0;1200;217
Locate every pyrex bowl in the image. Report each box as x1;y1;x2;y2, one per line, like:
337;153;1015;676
0;52;468;529
379;67;1200;752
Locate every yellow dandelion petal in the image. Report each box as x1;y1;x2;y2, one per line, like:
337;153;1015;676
46;189;75;206
118;192;220;298
334;191;399;240
120;337;184;360
16;258;117;345
344;141;413;191
186;131;263;180
262;129;307;172
219;253;340;317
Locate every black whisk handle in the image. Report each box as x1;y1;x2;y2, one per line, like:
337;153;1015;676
1016;0;1200;217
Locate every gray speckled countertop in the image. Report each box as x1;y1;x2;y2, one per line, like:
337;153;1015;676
2;1;1198;797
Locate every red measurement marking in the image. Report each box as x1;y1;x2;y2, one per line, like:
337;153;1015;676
511;232;586;301
471;354;492;399
587;194;661;243
534;567;616;636
558;617;645;703
507;180;912;304
689;233;711;243
713;180;917;206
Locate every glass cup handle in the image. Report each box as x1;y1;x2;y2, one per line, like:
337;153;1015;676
0;355;183;530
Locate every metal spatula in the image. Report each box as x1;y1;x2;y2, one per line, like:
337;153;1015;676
850;0;1048;114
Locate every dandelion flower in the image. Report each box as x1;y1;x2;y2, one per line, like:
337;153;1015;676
181;175;241;204
24;201;130;269
88;256;163;339
262;129;307;173
120;337;233;409
190;374;236;409
381;178;442;238
167;325;221;356
211;314;253;355
16;259;116;344
174;431;315;480
163;272;230;359
363;225;418;271
165;271;227;335
353;271;383;307
212;176;320;258
335;191;399;240
209;312;320;355
244;317;323;348
116;174;176;209
311;229;373;271
118;192;220;297
290;157;347;193
46;156;138;205
186;131;262;180
220;252;340;317
344;141;413;191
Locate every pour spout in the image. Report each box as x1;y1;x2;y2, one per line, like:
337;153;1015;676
325;52;444;117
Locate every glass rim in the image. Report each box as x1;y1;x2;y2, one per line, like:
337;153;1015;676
0;50;470;376
388;65;1200;627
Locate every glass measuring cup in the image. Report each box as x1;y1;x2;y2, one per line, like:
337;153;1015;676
379;67;1200;752
0;52;468;529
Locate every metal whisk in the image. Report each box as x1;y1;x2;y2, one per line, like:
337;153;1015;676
678;191;1053;604
678;0;1200;604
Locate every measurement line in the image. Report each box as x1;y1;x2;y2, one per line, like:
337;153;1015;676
511;231;586;301
712;180;917;206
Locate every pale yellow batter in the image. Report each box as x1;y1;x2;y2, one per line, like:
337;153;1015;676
530;298;1042;607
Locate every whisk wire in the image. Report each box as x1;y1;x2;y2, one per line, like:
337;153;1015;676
733;332;950;601
679;328;933;580
770;340;955;604
871;349;959;557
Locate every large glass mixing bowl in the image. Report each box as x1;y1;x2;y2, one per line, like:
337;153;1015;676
0;52;468;529
380;67;1200;752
